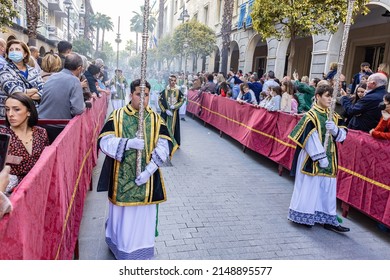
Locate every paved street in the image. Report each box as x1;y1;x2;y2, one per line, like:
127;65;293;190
79;112;390;260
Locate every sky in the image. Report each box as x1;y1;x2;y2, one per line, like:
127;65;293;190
90;0;149;50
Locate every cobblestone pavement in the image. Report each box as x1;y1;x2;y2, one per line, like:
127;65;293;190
79;113;390;260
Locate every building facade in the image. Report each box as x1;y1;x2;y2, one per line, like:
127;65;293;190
1;0;94;55
155;0;390;85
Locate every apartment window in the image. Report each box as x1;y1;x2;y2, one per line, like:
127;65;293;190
237;3;246;29
174;0;178;14
204;5;209;25
246;0;254;27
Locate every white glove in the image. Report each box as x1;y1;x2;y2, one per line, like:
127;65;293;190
170;105;175;110
135;161;158;186
166;110;173;116
325;120;338;136
135;170;151;186
319;157;329;168
125;137;144;150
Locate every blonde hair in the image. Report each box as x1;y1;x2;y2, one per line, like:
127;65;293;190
41;52;62;73
301;76;309;84
216;73;225;83
378;63;389;75
329;62;338;70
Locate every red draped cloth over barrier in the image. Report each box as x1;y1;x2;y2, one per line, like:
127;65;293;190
187;92;390;228
337;130;390;227
0;97;108;259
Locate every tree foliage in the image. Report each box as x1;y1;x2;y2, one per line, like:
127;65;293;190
156;34;175;69
252;0;369;39
0;0;18;32
172;19;216;63
130;5;157;54
251;0;369;75
72;38;93;57
100;14;114;51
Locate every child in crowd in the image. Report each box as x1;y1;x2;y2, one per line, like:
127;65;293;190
369;92;390;140
281;80;298;114
258;89;272;108
237;83;257;105
265;86;282;111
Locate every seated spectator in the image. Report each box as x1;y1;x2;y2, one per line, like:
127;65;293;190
0;40;44;116
40;51;62;82
237;83;257;105
0;93;49;192
200;74;217;94
281;80;297;114
38;53;85;143
0;166;12;219
340;73;388;132
265;86;282;111
369;92;390;140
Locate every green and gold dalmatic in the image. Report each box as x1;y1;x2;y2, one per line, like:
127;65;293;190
107;104;171;206
289;104;347;178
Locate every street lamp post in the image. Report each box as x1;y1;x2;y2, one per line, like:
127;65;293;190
178;5;190;73
115;16;122;71
63;0;73;42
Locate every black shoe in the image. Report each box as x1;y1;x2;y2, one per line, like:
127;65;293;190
181;118;186;121
323;224;350;233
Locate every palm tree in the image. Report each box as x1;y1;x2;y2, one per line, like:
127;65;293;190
125;39;136;55
130;6;157;54
100;14;114;51
90;12;104;52
220;0;234;75
25;0;39;46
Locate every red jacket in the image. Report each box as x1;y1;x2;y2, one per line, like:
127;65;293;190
372;117;390;140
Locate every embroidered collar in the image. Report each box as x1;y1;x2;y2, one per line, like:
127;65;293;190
313;103;329;115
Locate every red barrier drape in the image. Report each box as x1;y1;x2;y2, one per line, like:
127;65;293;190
188;91;390;227
0;97;108;259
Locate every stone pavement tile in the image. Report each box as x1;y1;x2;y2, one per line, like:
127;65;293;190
79;114;390;260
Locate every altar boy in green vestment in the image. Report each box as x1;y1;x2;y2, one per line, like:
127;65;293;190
97;79;176;259
287;85;350;233
158;74;184;147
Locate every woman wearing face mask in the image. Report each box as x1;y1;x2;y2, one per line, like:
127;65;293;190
0;40;44;117
0;93;49;193
369;92;390;140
